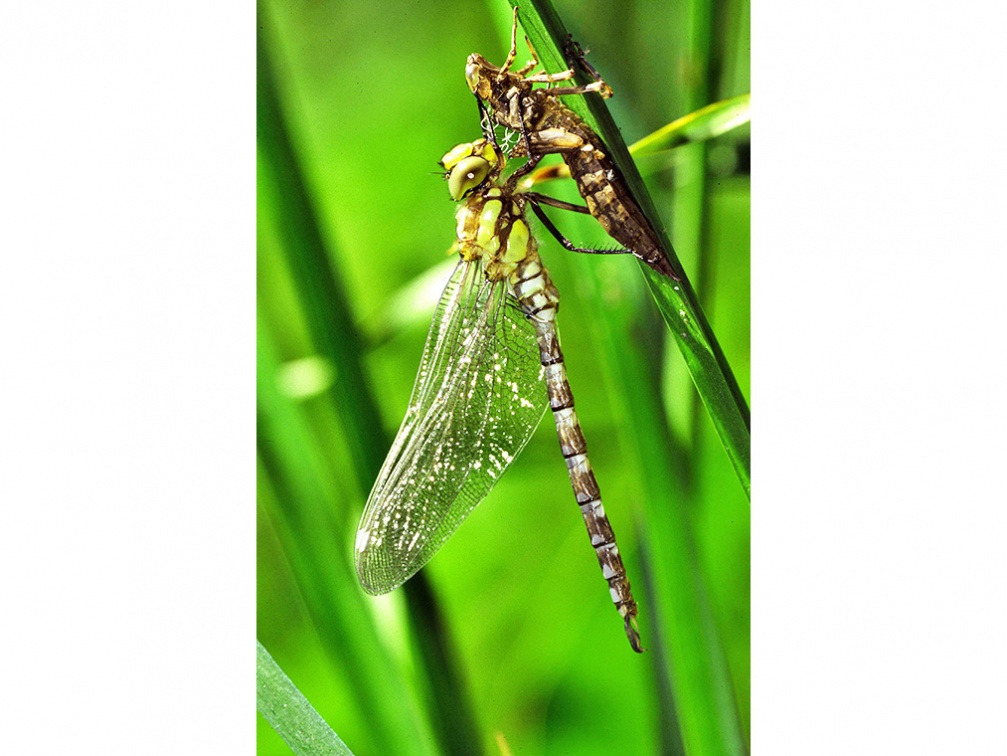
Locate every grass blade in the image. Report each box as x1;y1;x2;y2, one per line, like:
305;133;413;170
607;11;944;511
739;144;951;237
630;94;751;156
257;641;355;756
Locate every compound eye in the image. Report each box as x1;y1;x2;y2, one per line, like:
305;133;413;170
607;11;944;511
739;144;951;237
447;156;490;200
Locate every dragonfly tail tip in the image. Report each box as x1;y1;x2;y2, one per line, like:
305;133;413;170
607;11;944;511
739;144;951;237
625;615;644;653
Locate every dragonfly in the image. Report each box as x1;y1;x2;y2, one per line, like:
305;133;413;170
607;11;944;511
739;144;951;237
354;137;642;653
465;8;679;281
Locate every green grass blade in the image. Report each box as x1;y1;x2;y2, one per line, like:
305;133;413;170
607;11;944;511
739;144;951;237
630;94;751;156
257;318;436;756
642;266;751;497
257;641;355;756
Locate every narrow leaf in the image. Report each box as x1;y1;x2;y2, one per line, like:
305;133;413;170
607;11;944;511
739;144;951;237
631;93;751;156
257;641;355;756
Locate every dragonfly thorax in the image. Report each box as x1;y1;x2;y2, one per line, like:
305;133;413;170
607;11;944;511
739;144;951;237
455;189;533;281
443;139;535;280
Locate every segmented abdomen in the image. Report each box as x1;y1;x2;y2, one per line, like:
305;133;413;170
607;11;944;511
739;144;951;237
535;100;678;280
510;253;642;652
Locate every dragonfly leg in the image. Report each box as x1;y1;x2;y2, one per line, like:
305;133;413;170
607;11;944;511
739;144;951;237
501;6;521;71
562;36;615;99
524;68;578;85
501;7;548;78
525;192;591;215
539;80;611;98
514;33;541;76
528;201;631;256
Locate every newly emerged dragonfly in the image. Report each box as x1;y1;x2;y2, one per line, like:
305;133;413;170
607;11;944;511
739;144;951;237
466;9;679;280
355;138;642;652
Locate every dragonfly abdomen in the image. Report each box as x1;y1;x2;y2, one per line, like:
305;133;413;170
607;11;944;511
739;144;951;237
511;253;643;652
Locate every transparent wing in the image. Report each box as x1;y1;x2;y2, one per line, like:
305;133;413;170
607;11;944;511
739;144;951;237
355;260;548;594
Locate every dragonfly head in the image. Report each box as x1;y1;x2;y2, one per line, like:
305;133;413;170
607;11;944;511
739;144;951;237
465;53;495;100
440;139;503;201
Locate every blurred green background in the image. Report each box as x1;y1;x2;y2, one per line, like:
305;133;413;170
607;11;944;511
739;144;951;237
257;0;749;754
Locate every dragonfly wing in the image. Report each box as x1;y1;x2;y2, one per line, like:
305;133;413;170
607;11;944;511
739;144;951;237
355;260;547;594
